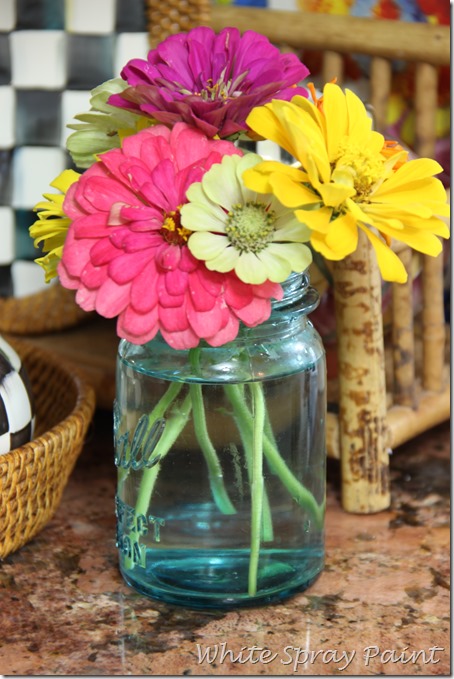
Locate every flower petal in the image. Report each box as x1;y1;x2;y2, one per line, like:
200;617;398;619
188;232;229;262
118;305;160;344
359;225;408;283
199;155;242;210
273;218;311;242
180;201;227;233
204;245;240;273
294;206;332;234
324;212;359;254
187;294;224;337
318;181;356;208
235;251;271;285
261;169;320;208
265;242;313;275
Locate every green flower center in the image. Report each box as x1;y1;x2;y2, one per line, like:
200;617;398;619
336;141;385;200
225;202;276;254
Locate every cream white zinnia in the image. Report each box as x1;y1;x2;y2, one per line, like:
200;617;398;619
181;153;312;285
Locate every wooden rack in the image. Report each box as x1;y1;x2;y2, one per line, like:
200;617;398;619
196;5;450;512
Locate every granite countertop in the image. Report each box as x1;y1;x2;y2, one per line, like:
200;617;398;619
0;412;449;676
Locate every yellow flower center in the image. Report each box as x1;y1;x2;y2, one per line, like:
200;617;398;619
225;202;276;254
161;209;192;245
335;142;385;200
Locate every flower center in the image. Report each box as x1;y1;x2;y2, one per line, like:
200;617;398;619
161;209;192;245
198;70;248;102
335;141;385;200
225;202;276;254
174;68;248;102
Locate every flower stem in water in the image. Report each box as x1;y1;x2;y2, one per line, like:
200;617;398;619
224;383;324;530
224;384;274;542
189;383;236;515
248;381;265;596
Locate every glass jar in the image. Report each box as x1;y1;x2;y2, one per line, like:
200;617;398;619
114;272;326;609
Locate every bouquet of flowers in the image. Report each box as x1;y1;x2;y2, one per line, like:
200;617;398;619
29;26;449;603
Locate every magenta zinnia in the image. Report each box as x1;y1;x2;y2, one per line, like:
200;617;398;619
58;123;283;349
107;26;310;139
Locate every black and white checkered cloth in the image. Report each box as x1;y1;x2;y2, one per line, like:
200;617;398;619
0;0;149;298
0;0;302;300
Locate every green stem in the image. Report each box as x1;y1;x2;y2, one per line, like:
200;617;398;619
123;392;192;571
248;381;265;597
262;438;325;530
189;383;236;515
187;347;237;515
225;384;324;530
149;381;184;419
263;396;279;475
224;384;274;542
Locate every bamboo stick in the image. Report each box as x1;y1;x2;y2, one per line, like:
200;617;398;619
332;231;390;513
414;62;439;159
370;57;392;134
326;412;340;461
322;51;344;85
386;369;450;449
209;7;450;65
391;247;417;409
327;370;450;461
422;253;446;392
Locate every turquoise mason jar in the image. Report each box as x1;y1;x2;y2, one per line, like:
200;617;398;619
114;272;326;609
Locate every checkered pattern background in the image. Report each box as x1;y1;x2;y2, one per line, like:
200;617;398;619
0;0;150;298
0;0;298;300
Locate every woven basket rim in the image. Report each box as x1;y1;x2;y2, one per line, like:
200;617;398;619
1;339;96;464
0;338;97;558
0;285;90;335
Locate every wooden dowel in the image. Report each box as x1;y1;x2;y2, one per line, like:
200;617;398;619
391;247;417;408
326;412;340;460
370;57;392;134
387;368;450;448
209;7;450;65
322;51;344;85
332;230;390;513
414;62;438;159
422;253;446;392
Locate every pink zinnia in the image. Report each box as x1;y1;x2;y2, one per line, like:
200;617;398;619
108;26;310;139
58;123;283;349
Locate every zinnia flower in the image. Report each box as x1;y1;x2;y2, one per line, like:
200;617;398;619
107;26;310;140
29;169;80;281
58;123;283;349
243;83;450;283
181;153;312;284
66;78;153;168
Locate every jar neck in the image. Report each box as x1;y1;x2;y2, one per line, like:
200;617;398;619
120;272;320;354
272;271;320;315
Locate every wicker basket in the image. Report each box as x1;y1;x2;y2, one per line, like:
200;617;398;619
146;0;211;47
0;284;90;335
0;339;96;559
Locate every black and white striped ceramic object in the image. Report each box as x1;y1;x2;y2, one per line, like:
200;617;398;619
0;336;35;454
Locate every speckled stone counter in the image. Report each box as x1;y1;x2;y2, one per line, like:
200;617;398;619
0;413;449;676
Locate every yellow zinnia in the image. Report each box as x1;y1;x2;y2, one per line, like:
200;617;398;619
243;83;450;283
29;169;80;282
